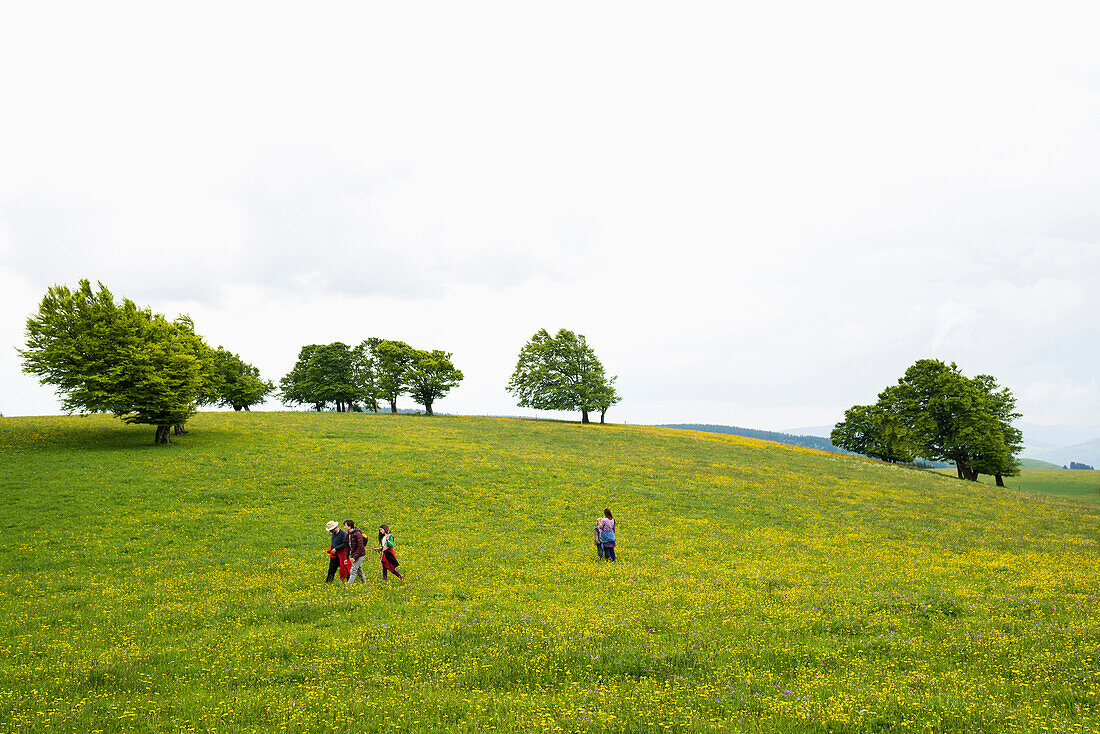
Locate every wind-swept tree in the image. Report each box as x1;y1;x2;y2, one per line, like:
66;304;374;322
507;328;619;424
405;349;463;416
20;280;204;443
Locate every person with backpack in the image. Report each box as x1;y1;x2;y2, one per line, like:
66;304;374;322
344;519;367;584
597;508;617;561
375;523;404;580
325;520;349;582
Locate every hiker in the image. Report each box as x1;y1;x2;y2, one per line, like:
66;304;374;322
375;523;404;580
344;519;367;584
593;523;604;558
325;520;349;582
597;508;617;561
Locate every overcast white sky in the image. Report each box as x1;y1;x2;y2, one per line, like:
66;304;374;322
2;1;1099;430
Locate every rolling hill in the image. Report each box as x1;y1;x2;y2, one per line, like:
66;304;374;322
0;413;1097;733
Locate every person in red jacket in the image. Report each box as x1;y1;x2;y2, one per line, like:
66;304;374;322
344;519;367;584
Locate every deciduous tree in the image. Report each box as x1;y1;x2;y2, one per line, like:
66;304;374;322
875;359;1019;482
830;403;914;463
279;342;372;412
20;280;204;444
367;339;415;413
507;328;619;424
406;349;463;416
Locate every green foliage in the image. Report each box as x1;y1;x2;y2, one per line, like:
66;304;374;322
206;347;274;411
19;280;205;442
367;338;415;413
842;359;1023;482
279;342;374;412
507;328;619;423
405;349;463;416
831;404;914;463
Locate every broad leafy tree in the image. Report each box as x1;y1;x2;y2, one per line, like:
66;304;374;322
875;359;1020;482
406;349;463;416
279;342;372;412
507;328;619;424
208;347;275;411
593;374;621;424
367;338;415;413
20;280;204;444
831;403;914;463
968;374;1023;486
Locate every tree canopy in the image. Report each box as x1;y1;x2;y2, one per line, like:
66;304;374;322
830;404;914;464
278;342;373;412
834;359;1022;483
278;338;462;415
506;328;620;424
206;347;274;411
405;349;464;416
368;338;415;413
20;280;208;443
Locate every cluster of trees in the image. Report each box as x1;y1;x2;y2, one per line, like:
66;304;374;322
279;339;463;416
1066;462;1095;470
831;359;1022;485
20;280;273;443
21;281;624;437
507;328;620;424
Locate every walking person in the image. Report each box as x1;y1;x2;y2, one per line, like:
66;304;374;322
597;508;617;561
375;523;404;581
325;520;349;582
344;520;367;584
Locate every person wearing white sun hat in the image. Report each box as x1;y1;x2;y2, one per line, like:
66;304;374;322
325;520;348;582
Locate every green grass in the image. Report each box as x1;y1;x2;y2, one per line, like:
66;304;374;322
934;466;1100;504
1019;458;1062;469
1;413;1098;733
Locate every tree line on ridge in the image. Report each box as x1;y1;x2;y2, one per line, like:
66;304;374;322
19;281;622;441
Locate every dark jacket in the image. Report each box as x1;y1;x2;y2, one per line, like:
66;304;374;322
347;528;366;559
329;529;348;553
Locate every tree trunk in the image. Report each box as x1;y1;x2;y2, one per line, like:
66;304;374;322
581;409;590;424
600;409;607;424
425;400;433;416
243;405;250;411
390;399;398;413
995;474;1005;487
154;425;171;444
234;405;243;411
174;424;187;435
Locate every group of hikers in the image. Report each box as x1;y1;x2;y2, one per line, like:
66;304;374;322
325;520;403;583
323;508;617;583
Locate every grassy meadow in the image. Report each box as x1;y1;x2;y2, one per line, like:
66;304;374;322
1;412;1098;733
935;466;1100;505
